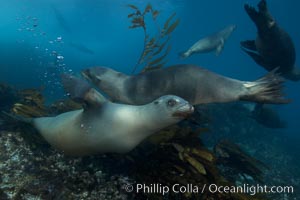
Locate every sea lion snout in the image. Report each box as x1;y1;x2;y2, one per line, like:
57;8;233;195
155;95;194;118
229;25;237;31
172;103;194;118
81;69;92;80
82;68;105;86
82;67;107;80
171;98;194;118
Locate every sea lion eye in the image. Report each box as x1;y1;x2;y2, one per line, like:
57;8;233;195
167;99;177;107
154;101;159;105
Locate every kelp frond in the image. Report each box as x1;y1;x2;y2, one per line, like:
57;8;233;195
127;4;180;74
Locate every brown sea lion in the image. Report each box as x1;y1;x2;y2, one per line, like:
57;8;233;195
180;25;236;58
16;75;194;156
82;64;289;105
241;0;300;81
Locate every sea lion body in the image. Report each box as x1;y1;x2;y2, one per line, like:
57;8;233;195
124;66;243;104
82;64;288;105
32;76;194;156
241;0;300;81
34;106;145;155
180;25;236;58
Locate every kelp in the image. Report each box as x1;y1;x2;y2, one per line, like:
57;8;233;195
49;99;82;114
11;88;82;118
2;86;269;200
12;88;47;118
214;140;268;183
127;126;218;199
127;3;180;73
164;18;180;36
13;103;47;118
128;125;266;200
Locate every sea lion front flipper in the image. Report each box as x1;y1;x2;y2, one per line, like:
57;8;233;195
215;39;224;56
258;0;268;13
244;3;260;23
61;74;107;107
241;46;271;70
241;40;257;51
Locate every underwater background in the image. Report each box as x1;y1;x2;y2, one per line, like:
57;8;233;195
0;0;300;199
1;0;300;132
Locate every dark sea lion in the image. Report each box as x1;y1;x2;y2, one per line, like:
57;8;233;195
241;0;300;81
20;75;194;156
250;103;287;129
51;4;71;33
82;64;289;106
69;42;95;55
180;25;236;58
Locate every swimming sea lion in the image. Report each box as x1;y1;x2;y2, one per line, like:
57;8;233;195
26;75;194;156
250;103;287;129
82;64;289;106
180;25;236;58
241;0;300;81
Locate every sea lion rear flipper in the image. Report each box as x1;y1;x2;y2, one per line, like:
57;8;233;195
215;39;224;56
61;74;107;107
240;69;291;104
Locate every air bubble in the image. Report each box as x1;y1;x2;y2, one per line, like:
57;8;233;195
56;36;62;42
57;55;64;60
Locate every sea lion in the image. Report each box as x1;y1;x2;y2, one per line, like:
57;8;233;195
180;25;236;58
241;0;300;81
24;75;194;156
69;42;95;55
82;64;289;106
250;103;287;129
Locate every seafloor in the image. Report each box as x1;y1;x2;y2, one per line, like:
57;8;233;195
0;85;299;200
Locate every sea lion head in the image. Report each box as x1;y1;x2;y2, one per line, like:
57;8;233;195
257;0;276;29
222;24;237;40
226;25;237;33
260;11;276;29
150;95;194;125
82;66;129;101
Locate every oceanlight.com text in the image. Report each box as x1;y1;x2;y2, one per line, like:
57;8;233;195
123;183;294;196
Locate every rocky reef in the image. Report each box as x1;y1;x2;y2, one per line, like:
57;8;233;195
0;129;132;200
0;85;279;200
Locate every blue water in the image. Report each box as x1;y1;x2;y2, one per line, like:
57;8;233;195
0;0;299;134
